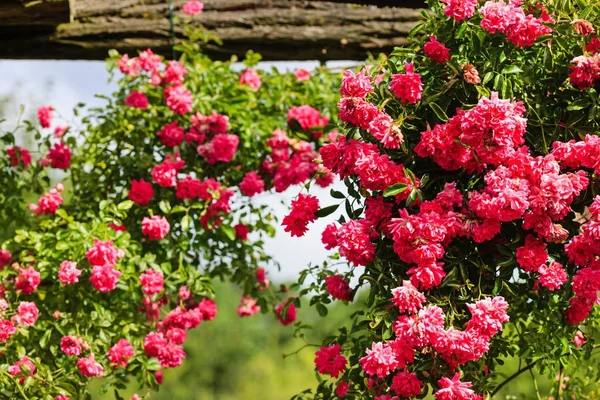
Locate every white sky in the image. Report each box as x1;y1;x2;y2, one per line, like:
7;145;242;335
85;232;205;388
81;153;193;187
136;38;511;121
0;59;348;282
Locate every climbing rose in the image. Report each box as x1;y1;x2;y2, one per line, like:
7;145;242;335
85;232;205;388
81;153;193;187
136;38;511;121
336;381;350;398
275;301;297;326
142;216;170;240
90;265;121;293
294;68;311;81
321;223;339;250
569;55;600;90
37;105;53;128
572;19;595;36
282;194;319;237
60;336;83;356
176;177;202;199
435;373;480;400
140;270;164;296
239;171;265;197
197;134;240;164
8;356;35;383
538;260;567;290
157;121;185;147
129;179;154;206
197;298;218;321
58;261;82;284
13;302;38;326
237;296;261;317
515;235;547;273
47;142;72;169
158;342;187;368
586;36;600;53
239;69;261;90
166;328;187;345
336;219;375;266
391;280;426;314
0;250;11;268
390;63;422;104
138;49;161;72
340;69;373;98
423;36;451;64
466;296;510;337
440;0;478;21
163;61;187;85
0;320;17;342
54;124;69;139
144;332;168;357
391;371;423;398
125;91;148;109
6;146;31;167
77;354;104;377
574;331;586;347
182;1;204;15
359;342;399;378
118;54;141;76
107;339;135;368
56;396;70;400
314;344;347;378
15;267;41;295
86;239;124;268
30;185;64;215
462;63;481;84
164;85;193;115
288;105;329;132
324;275;352;302
234;223;249;240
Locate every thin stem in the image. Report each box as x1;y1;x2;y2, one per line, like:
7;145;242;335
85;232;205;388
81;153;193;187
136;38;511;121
557;364;564;400
282;343;319;359
529;367;542;400
491;361;537;396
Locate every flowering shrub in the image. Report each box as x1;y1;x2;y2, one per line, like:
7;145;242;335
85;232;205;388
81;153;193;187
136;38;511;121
288;0;600;399
0;19;341;399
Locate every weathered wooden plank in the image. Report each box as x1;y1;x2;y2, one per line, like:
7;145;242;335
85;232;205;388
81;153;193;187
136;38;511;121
0;0;423;61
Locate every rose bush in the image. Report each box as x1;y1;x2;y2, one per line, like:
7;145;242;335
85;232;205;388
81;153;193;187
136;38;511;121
0;12;341;399
288;0;600;399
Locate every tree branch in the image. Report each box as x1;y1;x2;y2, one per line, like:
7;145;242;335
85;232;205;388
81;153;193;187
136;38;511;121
491;361;538;397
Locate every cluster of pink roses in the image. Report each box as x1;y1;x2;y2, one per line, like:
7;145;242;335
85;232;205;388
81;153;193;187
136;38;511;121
479;0;553;47
282;0;600;397
314;280;509;398
4;104;72;194
262;128;333;192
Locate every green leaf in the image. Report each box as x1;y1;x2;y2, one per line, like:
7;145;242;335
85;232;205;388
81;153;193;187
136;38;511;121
220;224;236;241
501;65;523;74
383;183;408;197
181;215;191;232
117;200;133;211
55;241;69;251
330;189;345;199
159;200;171;214
316;303;328;317
315;204;339;218
429;102;449;122
482;72;494;85
567;98;592;111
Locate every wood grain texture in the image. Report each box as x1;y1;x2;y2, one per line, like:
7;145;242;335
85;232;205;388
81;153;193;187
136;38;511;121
0;0;423;61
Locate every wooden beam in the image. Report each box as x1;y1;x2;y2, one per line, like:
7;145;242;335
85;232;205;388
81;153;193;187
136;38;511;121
306;0;427;8
0;0;423;61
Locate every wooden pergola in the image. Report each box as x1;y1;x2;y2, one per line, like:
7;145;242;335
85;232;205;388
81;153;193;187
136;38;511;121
0;0;425;61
